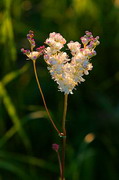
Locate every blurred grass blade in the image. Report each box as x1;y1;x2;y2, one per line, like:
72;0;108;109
4;0;12;10
0;82;31;150
0;110;47;148
0;151;57;172
0;0;16;76
1;64;29;85
1;13;16;62
0;159;30;179
0;126;17;148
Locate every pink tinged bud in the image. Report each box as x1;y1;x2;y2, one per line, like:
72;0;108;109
36;45;45;51
85;31;92;36
27;31;34;40
31;39;34;42
91;37;100;46
36;46;45;56
80;48;83;52
26;30;36;49
52;144;59;152
80;37;88;45
21;48;30;54
21;48;25;52
27;35;30;39
50;32;56;38
96;36;99;40
88;41;94;49
41;45;45;49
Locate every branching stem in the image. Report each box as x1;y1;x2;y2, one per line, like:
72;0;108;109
32;60;61;136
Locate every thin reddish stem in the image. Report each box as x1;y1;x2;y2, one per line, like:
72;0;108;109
32;60;61;135
57;151;63;178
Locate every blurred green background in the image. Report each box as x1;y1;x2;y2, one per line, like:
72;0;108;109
0;0;119;179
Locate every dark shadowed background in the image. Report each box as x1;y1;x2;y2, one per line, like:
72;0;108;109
0;0;119;179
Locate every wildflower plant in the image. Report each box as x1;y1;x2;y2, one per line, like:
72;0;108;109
21;30;100;180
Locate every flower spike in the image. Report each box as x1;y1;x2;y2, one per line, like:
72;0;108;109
21;30;45;61
27;30;36;50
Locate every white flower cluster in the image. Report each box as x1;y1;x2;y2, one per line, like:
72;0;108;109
44;31;100;94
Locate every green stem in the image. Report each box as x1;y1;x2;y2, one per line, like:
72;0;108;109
61;94;68;180
32;60;61;136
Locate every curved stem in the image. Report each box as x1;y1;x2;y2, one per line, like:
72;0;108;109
32;60;61;135
61;94;68;180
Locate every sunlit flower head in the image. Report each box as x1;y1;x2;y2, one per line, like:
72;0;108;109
45;32;66;54
44;31;100;94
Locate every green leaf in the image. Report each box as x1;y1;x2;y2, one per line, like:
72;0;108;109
0;159;30;179
0;82;31;150
0;151;57;172
1;64;29;85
